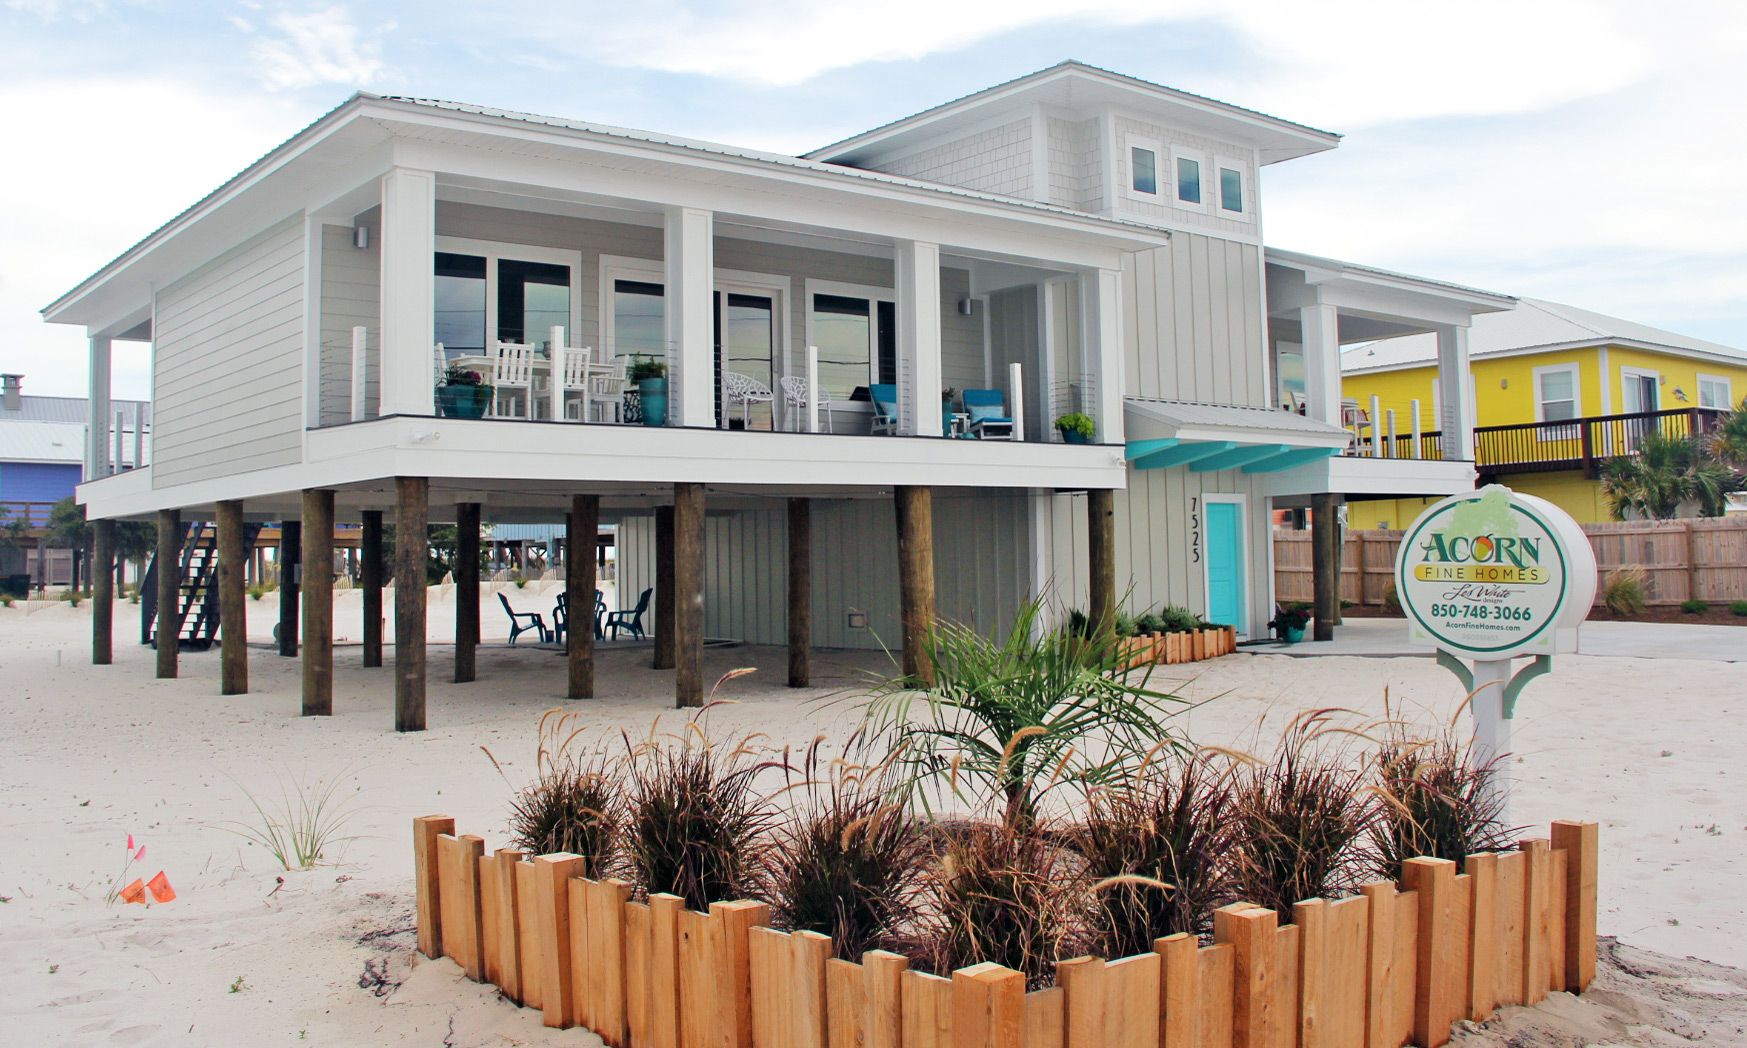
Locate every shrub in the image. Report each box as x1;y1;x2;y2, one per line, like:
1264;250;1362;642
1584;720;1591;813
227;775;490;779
923;820;1085;989
1229;714;1371;919
510;570;527;589
1133;611;1166;635
769;738;929;959
1156;605;1203;633
1379;582;1400;614
246;584;266;602
1053;412;1095;441
628;358;667;383
220;769;360;871
1;596;13;609
621;713;775;910
865;597;1188;826
59;589;83;608
1368;723;1513;879
1070;757;1235;955
1680;598;1709;615
499;715;623;880
1603;568;1648;616
1731;600;1747;617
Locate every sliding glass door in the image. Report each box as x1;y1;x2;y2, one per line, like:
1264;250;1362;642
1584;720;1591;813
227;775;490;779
717;291;776;430
433;239;580;367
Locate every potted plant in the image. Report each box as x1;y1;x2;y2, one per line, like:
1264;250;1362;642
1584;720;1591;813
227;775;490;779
1054;411;1095;444
1269;603;1312;644
436;365;492;419
942;387;959;436
630;358;668;427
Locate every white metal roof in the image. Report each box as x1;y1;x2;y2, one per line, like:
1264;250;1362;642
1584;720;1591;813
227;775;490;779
1342;297;1747;373
0;421;86;464
1124;397;1350;446
0;394;150;426
806;61;1341;167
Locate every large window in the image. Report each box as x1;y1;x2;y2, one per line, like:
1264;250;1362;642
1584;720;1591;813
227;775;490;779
811;293;895;397
1130;145;1158;196
1535;365;1578;420
1216;156;1247;218
1698;373;1733;409
610;279;666;357
432;238;580;363
1173;149;1205;209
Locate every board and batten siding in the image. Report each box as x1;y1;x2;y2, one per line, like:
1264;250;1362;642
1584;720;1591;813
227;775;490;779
616;493;1031;651
319;218;380;425
152;216;305;486
1043;468;1276;639
1123;233;1268;409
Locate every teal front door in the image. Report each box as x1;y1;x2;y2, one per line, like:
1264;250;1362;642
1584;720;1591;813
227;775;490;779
1205;500;1246;631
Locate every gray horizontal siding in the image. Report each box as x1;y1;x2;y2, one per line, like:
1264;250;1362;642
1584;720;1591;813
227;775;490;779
153;216;305;486
319;218;380;425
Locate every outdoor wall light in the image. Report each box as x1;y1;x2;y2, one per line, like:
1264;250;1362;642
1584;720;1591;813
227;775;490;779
353;225;370;249
958;296;975;316
1500;378;1508;389
846;610;869;629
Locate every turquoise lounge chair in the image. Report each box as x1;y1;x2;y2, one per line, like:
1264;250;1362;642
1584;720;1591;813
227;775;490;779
961;388;1015;440
869;383;899;435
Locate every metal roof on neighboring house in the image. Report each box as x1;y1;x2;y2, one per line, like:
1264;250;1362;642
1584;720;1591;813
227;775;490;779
0;421;89;464
1341;298;1747;373
0;394;150;426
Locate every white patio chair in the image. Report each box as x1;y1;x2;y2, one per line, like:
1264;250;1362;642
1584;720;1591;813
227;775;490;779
553;346;594;421
489;341;536;418
586;357;628;423
779;375;833;432
725;372;774;430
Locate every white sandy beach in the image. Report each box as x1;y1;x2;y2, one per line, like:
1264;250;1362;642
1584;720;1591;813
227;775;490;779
1;591;1743;1046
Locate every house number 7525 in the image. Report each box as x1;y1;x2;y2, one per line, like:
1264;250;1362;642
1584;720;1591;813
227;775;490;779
1189;497;1201;563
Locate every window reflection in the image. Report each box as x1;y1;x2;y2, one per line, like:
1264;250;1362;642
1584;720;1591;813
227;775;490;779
434;252;486;359
498;258;571;351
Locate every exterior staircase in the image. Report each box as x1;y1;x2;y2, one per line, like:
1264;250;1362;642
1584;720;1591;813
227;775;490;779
141;522;262;650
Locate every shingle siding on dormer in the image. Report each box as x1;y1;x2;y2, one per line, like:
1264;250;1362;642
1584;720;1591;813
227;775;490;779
874;118;1034;198
1044;116;1102;211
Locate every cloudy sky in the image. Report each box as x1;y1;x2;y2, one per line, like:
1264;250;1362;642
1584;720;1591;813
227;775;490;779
3;0;1743;399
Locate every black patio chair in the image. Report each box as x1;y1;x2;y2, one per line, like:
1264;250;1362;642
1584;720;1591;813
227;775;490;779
499;591;550;646
606;587;653;641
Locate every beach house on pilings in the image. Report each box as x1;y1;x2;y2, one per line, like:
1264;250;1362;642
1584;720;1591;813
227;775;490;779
47;62;1512;727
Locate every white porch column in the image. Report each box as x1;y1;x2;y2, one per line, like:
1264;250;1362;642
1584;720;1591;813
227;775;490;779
86;335;112;480
1435;324;1475;460
1299;302;1342;425
664;206;715;428
895;239;942;437
378;168;437;417
1078;268;1124;444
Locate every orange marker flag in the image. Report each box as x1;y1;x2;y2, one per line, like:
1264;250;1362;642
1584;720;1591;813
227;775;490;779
118;878;146;904
146;871;176;904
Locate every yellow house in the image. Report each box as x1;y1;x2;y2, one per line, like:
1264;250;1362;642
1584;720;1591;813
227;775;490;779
1339;298;1746;526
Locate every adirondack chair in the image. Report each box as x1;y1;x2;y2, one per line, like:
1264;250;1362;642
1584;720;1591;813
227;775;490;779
553;590;609;643
961;388;1015;440
869;383;899;435
606;587;653;640
498;592;550;645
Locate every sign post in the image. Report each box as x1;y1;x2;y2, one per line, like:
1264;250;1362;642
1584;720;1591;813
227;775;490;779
1394;485;1596;820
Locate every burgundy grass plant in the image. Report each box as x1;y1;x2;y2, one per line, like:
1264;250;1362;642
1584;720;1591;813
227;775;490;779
1368;704;1515;878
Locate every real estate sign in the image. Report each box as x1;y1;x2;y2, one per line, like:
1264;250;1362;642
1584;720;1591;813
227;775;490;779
1395;485;1596;657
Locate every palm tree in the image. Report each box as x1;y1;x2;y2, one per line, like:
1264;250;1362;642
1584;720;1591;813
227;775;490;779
1601;431;1741;520
1705;394;1747;474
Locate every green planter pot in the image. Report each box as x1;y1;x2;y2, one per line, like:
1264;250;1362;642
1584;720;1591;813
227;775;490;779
639;377;668;426
438;384;490;419
1059;429;1091;445
1284;624;1306;644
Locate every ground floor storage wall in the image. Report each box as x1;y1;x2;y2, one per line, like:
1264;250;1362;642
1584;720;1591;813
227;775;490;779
615;491;1032;651
1348;470;1612;529
1042;467;1276;638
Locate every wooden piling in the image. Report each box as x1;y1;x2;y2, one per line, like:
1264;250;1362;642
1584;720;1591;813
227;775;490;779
301;489;334;715
360;509;384;668
277;519;299;656
1311;493;1340;640
215;499;248;694
454;501;480;683
1086;487;1115;633
788;497;812;687
92;517;114;665
394;476;428;732
672;483;704;708
894;485;936;685
653;504;675;670
568;494;599;699
154;508;182;679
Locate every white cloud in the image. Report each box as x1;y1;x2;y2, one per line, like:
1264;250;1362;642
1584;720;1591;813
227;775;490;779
250;6;388;91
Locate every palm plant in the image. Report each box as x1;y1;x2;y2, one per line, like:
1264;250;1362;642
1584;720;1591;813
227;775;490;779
1601;431;1740;519
863;597;1189;826
1705;395;1747;473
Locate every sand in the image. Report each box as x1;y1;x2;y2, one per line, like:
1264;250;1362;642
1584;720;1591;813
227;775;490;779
1;591;1743;1046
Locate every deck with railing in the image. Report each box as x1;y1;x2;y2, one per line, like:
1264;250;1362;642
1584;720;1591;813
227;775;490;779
1339;406;1727;476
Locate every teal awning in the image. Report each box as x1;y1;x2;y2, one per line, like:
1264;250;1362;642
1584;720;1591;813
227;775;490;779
1123;398;1348;474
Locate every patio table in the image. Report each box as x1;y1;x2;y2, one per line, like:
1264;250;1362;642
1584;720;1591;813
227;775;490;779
449;353;618;421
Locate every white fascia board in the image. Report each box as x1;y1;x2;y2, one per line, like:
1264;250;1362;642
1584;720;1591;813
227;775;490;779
392;139;1146;271
1262;456;1477;498
1169;424;1350;450
1342;337;1747;377
77;420;1128;519
374;106;1169;254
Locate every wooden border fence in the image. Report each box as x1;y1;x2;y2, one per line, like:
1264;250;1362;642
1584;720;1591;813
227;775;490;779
1275;517;1747;607
413;816;1598;1048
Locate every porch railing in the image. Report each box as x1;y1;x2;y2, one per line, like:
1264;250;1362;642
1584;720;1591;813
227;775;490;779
1332;406;1727;474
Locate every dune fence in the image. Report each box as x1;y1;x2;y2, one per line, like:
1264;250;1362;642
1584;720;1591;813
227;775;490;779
412;816;1598;1048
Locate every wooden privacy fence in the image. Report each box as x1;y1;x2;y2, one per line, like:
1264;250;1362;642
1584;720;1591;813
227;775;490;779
1276;517;1747;607
413;816;1598;1048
